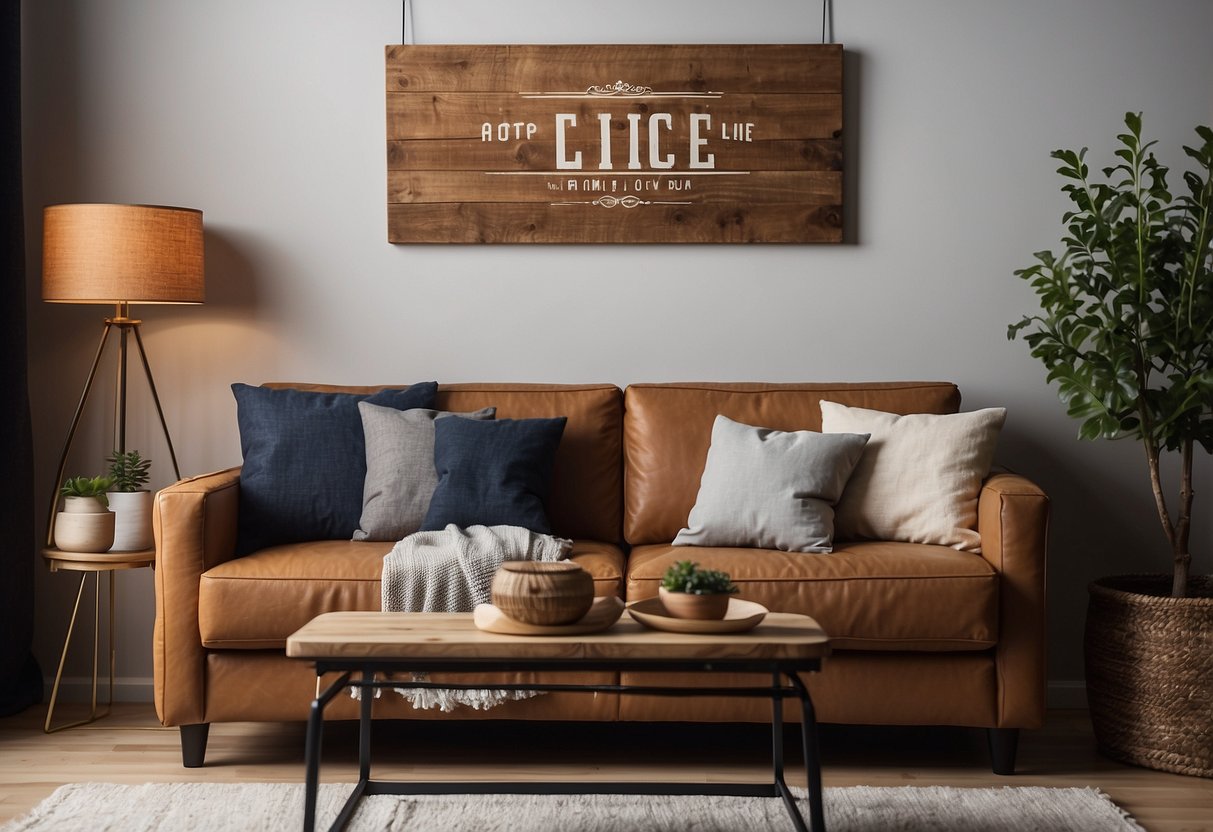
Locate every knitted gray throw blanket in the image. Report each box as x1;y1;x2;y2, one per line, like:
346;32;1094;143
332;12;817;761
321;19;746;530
378;523;572;711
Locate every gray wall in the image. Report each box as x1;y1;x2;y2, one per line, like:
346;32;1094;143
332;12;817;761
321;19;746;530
21;0;1213;705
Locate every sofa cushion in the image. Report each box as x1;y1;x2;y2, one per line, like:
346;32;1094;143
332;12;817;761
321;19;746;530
623;382;961;545
422;416;567;533
354;404;496;542
198;539;626;649
268;383;624;543
626;541;998;651
233;381;437;554
821;402;1006;552
673;415;869;553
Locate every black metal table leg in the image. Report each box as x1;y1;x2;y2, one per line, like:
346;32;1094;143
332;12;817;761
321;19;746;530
303;695;325;832
358;670;373;781
323;671;375;832
772;672;809;832
303;671;354;832
788;672;826;832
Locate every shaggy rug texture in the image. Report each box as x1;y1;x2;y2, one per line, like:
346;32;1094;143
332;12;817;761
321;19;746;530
1;782;1144;831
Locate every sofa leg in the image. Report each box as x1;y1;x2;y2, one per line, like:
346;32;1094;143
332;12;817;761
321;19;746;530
987;728;1019;775
181;723;210;768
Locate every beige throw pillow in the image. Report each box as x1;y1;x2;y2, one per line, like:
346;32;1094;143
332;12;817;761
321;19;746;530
820;402;1006;552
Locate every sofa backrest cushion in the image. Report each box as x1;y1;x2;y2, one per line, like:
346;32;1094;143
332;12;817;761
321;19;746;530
266;383;624;543
623;382;961;545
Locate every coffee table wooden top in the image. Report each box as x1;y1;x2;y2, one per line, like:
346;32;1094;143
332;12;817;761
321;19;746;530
286;610;830;662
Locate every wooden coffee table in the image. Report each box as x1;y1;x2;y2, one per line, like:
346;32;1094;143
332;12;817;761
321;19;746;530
286;609;831;832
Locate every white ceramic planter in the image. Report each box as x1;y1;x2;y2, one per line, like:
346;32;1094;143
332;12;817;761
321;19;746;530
108;490;154;552
54;497;115;552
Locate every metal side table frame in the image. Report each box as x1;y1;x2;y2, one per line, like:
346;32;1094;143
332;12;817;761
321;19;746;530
301;658;826;832
41;548;155;733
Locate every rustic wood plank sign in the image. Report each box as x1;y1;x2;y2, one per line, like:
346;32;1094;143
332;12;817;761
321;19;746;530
385;44;843;244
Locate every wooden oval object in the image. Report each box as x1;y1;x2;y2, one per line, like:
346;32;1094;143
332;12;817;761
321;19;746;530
658;586;731;620
491;561;595;625
629;597;769;634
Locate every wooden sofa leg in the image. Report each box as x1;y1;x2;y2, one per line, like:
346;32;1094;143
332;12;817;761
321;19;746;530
181;723;210;768
987;728;1019;775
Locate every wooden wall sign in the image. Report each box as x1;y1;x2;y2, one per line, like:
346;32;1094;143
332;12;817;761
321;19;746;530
385;44;842;244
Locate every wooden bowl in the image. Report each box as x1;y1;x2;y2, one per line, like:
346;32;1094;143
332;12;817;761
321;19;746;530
658;586;731;620
491;561;595;625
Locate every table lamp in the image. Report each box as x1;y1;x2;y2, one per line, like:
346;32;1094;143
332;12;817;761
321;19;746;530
41;203;204;545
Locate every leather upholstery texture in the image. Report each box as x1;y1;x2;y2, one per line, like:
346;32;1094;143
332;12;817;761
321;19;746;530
627;541;998;651
199;539;625;649
204;651;620;723
618;651;997;726
978;473;1050;728
623;382;961;544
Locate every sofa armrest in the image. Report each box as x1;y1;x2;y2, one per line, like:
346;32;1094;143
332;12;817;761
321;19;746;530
977;472;1050;729
152;466;241;726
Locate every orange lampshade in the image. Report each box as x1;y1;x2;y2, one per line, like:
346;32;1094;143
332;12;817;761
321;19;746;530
42;203;205;305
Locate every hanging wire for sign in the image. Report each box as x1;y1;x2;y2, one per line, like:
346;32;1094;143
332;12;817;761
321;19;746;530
401;1;832;46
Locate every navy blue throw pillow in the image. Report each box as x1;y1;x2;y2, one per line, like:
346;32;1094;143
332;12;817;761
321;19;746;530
422;416;567;534
232;382;438;554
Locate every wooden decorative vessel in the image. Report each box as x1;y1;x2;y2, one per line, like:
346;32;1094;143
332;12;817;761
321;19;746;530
490;561;595;626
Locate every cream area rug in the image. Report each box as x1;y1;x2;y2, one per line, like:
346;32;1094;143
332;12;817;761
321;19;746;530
2;782;1144;832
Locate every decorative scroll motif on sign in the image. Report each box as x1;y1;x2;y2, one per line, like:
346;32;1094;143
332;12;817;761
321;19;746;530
522;84;722;100
552;194;693;209
587;80;653;96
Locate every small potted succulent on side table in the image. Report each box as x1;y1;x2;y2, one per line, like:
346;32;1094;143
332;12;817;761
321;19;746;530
106;450;154;551
54;475;115;553
659;560;739;620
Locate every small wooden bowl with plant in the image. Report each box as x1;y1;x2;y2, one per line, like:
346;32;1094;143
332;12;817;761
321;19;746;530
658;560;740;620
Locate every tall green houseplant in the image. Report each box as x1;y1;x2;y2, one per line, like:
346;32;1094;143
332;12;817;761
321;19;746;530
1009;112;1213;598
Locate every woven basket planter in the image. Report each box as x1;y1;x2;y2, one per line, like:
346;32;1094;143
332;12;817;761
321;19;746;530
1085;575;1213;778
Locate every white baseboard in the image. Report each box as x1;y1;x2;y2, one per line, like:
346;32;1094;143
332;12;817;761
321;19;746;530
43;676;155;704
1047;680;1087;710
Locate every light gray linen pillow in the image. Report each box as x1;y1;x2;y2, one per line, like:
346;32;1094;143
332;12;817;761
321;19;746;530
353;403;495;541
673;415;870;553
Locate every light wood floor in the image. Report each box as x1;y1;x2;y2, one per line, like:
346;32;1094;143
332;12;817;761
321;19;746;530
1;704;1210;830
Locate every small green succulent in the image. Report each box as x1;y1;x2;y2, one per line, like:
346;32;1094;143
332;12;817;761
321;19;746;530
107;450;152;492
660;560;739;595
60;475;114;508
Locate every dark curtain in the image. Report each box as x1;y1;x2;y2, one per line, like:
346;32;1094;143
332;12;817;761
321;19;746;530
0;0;43;716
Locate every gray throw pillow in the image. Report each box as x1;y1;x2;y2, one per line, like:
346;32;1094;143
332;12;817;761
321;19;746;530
673;415;870;553
354;404;495;541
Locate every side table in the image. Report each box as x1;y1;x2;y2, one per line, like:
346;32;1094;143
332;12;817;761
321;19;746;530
41;547;155;733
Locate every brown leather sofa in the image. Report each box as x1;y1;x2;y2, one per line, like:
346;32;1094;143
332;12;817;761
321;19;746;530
153;381;1048;772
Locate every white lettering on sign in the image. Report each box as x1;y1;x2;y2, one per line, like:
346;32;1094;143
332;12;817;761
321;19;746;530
647;113;674;169
597;113;613;171
555;114;582;170
721;122;755;142
689;114;714;169
548;112;740;171
626;113;642;170
480;121;538;141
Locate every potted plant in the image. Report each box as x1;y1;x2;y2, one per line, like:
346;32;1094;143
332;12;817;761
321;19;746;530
106;450;154;551
1010;112;1213;777
54;475;115;553
659;560;739;620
